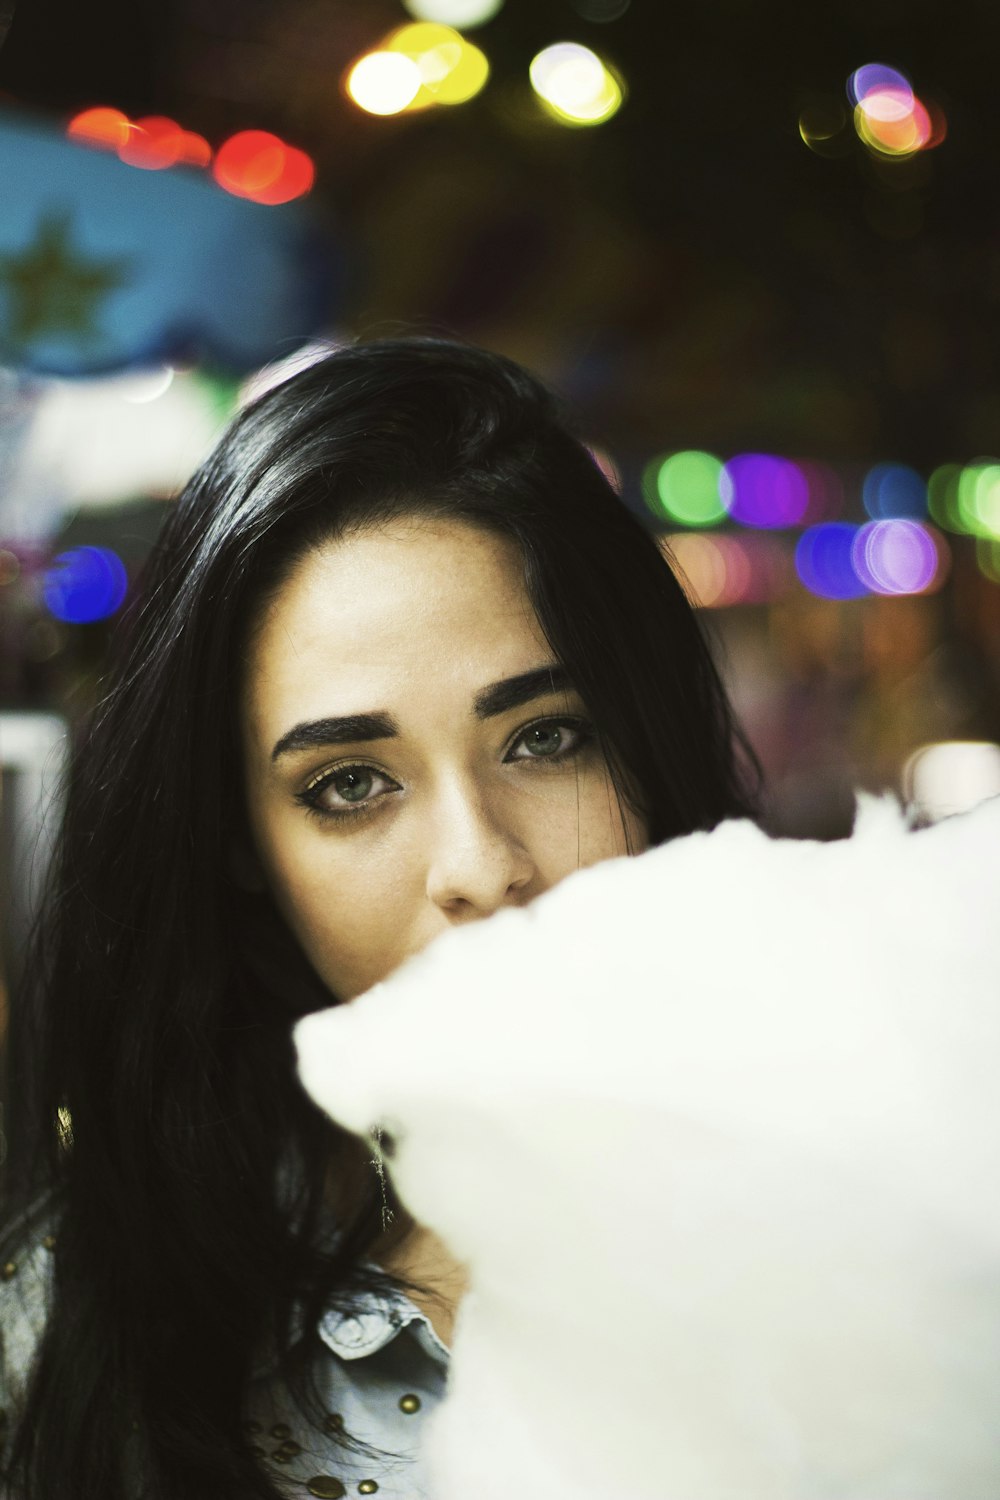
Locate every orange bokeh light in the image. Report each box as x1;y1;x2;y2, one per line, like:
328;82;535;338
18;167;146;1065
118;115;187;170
66;106;132;151
853;85;945;157
176;131;213;167
211;130;314;204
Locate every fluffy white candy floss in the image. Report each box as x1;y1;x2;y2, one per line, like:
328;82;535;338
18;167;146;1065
293;791;1000;1500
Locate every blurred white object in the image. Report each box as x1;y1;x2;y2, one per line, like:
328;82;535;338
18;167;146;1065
0;369;225;540
904;740;1000;825
295;790;1000;1500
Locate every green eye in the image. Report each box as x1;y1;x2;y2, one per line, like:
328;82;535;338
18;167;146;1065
523;724;564;755
333;768;375;803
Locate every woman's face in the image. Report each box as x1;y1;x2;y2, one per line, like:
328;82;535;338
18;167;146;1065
235;516;648;1003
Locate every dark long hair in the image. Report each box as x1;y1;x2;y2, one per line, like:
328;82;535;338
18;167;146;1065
0;336;763;1499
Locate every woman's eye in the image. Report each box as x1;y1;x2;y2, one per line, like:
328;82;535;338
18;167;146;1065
295;764;398;821
506;717;592;762
295;716;593;824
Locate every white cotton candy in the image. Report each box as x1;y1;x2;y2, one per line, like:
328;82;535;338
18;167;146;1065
293;790;1000;1500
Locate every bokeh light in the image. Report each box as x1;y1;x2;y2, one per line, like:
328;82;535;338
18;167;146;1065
798;102;850;158
855;89;931;156
975;537;1000;584
66;106;132;151
847;63;942;158
957;461;1000;539
176;131;213;167
720;454;810;529
847;63;912;105
642;451;726;527
42;547;128;624
660;533;728;607
118;115;187;170
660;532;792;607
402;0;504;24
385;23;489;107
850;519;943;594
346;51;423;115
927;464;965;533
529;42;623;125
67;108;212;170
861;462;927;519
212;131;314;204
795;523;870;599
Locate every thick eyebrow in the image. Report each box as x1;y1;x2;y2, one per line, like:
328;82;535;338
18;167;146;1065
270;663;576;764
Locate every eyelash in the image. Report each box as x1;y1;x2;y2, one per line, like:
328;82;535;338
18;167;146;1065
294;716;596;825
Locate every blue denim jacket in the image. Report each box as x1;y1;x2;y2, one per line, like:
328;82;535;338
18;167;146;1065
0;1197;450;1499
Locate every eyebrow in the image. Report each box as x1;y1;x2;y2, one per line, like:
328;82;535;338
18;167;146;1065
270;663;576;764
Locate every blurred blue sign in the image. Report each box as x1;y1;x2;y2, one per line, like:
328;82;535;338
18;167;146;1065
0;111;339;376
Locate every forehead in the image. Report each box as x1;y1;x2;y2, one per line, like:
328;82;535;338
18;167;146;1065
242;517;551;726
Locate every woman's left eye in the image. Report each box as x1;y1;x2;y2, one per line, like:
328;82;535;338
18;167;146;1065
505;716;593;763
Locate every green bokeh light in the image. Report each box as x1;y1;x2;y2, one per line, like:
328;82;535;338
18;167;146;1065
641;450;725;527
927;464;964;533
958;462;1000;539
976;537;1000;583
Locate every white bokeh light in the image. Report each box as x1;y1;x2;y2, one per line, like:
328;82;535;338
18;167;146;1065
529;41;622;124
346;52;423;115
402;0;504;27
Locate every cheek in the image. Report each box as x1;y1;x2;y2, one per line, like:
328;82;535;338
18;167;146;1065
261;824;412;995
575;765;646;862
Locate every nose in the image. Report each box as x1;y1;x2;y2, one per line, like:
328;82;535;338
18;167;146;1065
424;775;536;919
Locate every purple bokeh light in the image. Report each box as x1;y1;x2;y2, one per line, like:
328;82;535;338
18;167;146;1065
851;520;939;594
848;63;912;106
720;454;810;529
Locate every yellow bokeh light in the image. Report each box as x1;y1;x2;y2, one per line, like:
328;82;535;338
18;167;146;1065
346;51;423;115
529;41;623;126
384;22;489;108
853;89;931;158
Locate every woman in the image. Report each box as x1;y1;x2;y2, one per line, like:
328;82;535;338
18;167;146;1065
0;336;763;1499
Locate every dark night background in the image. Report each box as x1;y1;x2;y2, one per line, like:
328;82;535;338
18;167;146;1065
4;0;1000;467
0;0;998;890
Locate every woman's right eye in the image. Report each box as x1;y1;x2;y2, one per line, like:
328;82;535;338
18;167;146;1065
294;764;399;823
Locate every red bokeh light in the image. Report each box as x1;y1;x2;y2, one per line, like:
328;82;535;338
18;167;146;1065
177;131;213;167
66;106;131;151
118;115;187;170
212;130;314;204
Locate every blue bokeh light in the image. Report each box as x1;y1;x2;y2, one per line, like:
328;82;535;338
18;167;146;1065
42;546;129;624
861;463;928;520
847;62;912;106
795;524;871;599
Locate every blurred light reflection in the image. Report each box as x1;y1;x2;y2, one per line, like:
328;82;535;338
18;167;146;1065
851;519;943;594
796;524;870;599
42;546;128;624
862;463;927;519
721;454;810;529
529;42;623;125
642;451;725;527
